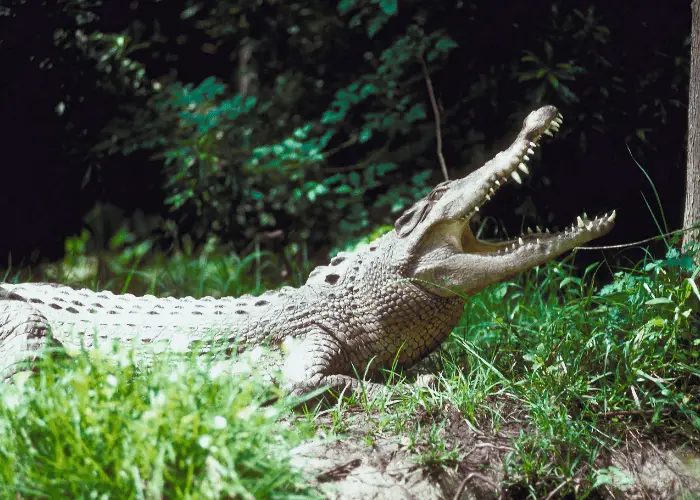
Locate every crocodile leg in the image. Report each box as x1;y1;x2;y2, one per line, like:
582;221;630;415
0;298;51;378
281;328;387;398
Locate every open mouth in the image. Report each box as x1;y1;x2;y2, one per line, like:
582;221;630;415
460;109;616;255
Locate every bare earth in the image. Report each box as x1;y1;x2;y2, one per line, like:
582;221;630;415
291;404;700;499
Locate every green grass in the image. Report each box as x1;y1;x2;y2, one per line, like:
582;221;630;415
1;241;699;498
351;248;700;496
0;346;320;498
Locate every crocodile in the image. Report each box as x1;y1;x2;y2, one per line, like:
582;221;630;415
0;105;615;395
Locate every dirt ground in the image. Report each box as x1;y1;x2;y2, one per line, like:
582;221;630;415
290;404;700;499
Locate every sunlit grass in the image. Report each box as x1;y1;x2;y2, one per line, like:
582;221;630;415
367;249;700;496
0;345;320;498
1;240;699;497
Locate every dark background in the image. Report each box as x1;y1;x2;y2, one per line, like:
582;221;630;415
0;0;690;266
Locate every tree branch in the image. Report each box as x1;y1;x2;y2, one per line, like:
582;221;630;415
419;54;448;181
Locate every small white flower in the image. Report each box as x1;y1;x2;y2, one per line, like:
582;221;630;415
142;409;158;422
209;362;228;380
106;374;118;387
249;345;265;363
213;415;227;430
64;344;81;357
198;435;212;449
151;391;166;407
2;391;20;411
263;407;278;420
167;364;187;383
231;360;252;376
114;349;132;368
237;405;256;420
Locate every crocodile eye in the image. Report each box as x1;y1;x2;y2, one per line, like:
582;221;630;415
429;181;451;201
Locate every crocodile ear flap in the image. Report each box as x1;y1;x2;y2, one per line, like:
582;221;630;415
395;200;431;238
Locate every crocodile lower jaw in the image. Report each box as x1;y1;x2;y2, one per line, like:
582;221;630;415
461;210;616;256
457;110;616;256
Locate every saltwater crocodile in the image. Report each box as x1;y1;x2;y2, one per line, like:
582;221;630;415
0;105;615;395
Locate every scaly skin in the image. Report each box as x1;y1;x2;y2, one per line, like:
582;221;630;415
0;106;615;395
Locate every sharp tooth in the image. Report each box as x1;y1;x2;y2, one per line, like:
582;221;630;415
586;222;594;230
544;129;554;137
489;187;496;195
530;141;537;148
536;225;542;232
608;210;616;222
536;238;541;244
527;227;533;234
494;179;500;186
545;228;550;234
556;112;564;121
518;237;524;245
527;148;535;155
518;163;529;174
511;171;523;184
485;194;491;201
474;205;479;212
523;155;530;161
550;121;560;130
577;216;584;228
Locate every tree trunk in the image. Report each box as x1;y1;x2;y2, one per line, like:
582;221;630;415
682;0;700;250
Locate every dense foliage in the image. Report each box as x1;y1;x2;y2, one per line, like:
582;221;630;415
3;0;688;263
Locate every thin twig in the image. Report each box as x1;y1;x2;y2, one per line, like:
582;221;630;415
544;476;574;500
418;54;449;182
579;223;700;250
597;406;700;419
452;472;498;500
600;409;663;419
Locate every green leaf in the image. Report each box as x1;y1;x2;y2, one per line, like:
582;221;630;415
322;109;343;124
360;83;378;98
405;103;426;122
592;467;635;489
645;297;673;305
338;0;358;15
379;0;398;16
180;4;203;20
559;276;581;288
435;37;458;53
349;13;363;28
376;163;397;175
412;170;431;185
367;14;387;38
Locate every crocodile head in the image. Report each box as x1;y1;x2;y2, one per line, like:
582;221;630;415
394;105;615;297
